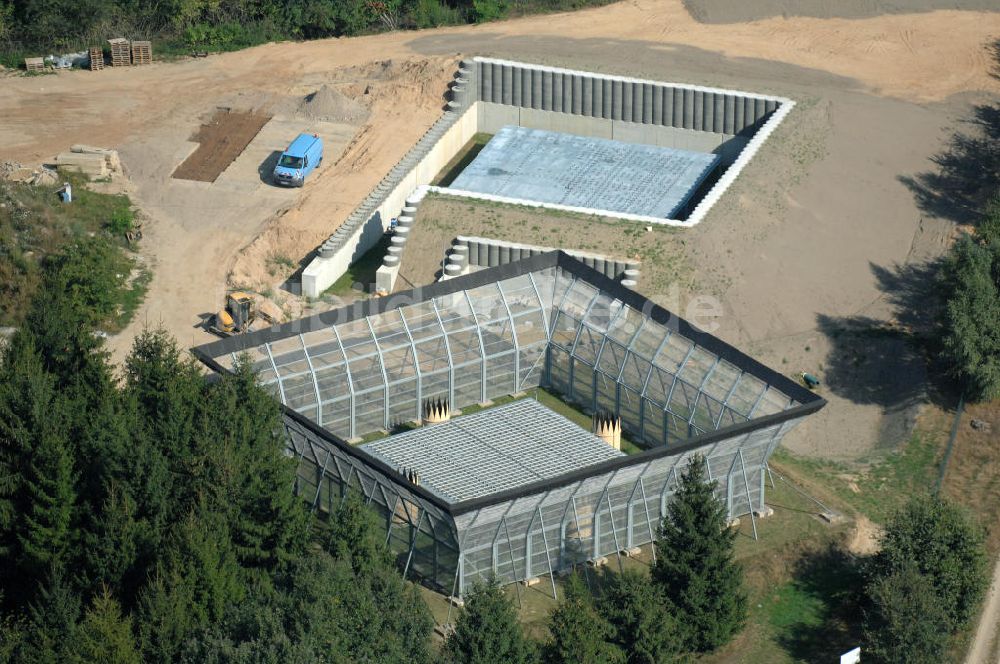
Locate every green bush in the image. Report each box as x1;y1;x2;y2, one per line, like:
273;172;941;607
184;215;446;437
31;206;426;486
471;0;507;22
106;207;133;237
411;0;464;28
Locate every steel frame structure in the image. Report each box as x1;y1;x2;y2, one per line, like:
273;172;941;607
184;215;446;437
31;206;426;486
194;252;824;596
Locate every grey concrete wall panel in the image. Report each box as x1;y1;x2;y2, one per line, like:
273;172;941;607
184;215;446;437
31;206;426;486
612;80;623;120
532;69;543;110
765;99;777;114
713;93;725;133
510;247;522;262
693;90;704;131
502;64;514;105
492;63;503;102
512;66;522;106
582;76;594;117
522;68;533;108
592;257;606;276
642;83;653;124
481;61;493;103
542;70;553;111
487;243;499;267
734;95;746;133
601;79;612;120
570;75;581;115
652;85;663;125
755;98;766;124
551;72;564;113
499;245;511;263
702;91;714;132
622;81;633;123
662;86;674;127
723;95;735;134
682;89;694;130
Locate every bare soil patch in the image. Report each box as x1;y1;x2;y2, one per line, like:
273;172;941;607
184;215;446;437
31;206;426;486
683;0;999;24
172;109;271;182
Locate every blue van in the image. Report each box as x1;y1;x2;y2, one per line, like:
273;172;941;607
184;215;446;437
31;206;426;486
273;133;323;187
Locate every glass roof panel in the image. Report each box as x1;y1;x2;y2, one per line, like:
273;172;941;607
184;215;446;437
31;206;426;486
498;274;543;316
399;301;444;341
606;306;644;345
559;279;599;318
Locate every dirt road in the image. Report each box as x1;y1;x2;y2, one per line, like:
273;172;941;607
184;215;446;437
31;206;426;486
967;555;1000;664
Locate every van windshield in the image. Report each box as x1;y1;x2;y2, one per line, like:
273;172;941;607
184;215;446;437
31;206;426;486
279;155;304;169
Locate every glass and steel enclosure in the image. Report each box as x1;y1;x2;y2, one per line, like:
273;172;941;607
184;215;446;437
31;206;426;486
194;252;825;596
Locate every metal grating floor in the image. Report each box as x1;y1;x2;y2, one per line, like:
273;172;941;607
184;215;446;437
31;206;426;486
361;398;624;502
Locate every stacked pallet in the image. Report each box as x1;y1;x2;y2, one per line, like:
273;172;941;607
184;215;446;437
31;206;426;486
24;57;44;73
108;38;130;67
131;41;152;65
88;47;104;71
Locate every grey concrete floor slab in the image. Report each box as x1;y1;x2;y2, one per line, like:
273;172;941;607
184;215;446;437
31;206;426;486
449;125;720;218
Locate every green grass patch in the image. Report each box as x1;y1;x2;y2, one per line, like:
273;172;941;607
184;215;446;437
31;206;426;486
0;174;143;328
323;234;392;298
772;430;944;523
432;133;493;187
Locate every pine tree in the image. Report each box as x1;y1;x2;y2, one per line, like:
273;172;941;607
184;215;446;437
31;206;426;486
546;571;624;664
71;587;141;664
862;562;951;664
652;455;747;653
445;577;538;664
326;492;395;575
198;356;309;572
19;567;81;663
940;233;1000;400
868;494;987;632
18;424;75;577
597;569;681;664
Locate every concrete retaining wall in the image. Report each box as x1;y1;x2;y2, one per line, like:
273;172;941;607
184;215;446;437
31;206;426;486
301;61;480;298
302;56;792;296
445;236;640;286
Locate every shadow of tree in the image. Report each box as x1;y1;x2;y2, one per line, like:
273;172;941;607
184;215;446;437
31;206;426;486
898;97;1000;225
815;256;942;409
775;544;866;662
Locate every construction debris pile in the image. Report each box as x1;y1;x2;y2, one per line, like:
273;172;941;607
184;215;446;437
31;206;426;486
23;38;153;72
0;161;58;186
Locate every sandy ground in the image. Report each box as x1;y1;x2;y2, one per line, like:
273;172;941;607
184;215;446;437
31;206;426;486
0;0;997;457
967;555;1000;664
684;0;999;23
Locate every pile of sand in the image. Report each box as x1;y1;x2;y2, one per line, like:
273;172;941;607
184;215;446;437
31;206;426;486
295;85;368;123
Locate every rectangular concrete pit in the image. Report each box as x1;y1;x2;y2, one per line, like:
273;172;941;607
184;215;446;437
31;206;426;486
450;125;721;218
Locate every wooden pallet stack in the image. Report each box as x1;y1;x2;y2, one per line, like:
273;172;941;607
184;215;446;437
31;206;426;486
24;57;45;73
108;38;130;67
130;41;152;65
88;47;104;71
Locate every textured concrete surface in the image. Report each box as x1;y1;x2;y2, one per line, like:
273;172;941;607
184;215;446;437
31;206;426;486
450;125;720;218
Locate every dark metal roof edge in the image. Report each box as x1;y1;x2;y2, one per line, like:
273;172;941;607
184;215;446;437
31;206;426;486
192;251;562;359
191;348;457;514
552;252;823;408
448;396;824;516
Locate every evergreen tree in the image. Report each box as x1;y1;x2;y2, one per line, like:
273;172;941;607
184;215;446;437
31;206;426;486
326;492;395;574
445;577;537;664
198;356;309;572
545;571;623;664
597;569;681;664
868;494;987;632
17;422;75;578
652;455;747;653
70;587;141;664
862;562;950;664
940;233;1000;401
18;567;81;663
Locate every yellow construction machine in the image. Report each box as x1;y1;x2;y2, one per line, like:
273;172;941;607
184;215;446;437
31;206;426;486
211;292;257;336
